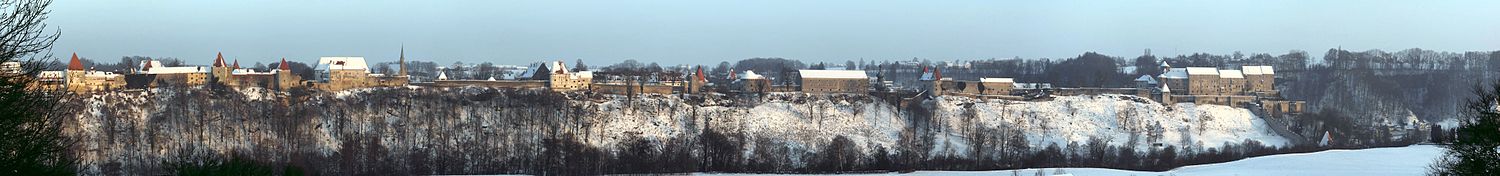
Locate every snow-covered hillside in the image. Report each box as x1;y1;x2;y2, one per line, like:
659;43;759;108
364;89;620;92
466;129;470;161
61;88;1292;174
926;95;1287;157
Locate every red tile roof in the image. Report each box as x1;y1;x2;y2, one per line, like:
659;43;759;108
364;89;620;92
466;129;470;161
67;53;84;70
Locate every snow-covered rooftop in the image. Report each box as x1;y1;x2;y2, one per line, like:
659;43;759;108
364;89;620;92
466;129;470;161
1186;67;1219;75
1135;75;1158;84
138;60;210;74
38;71;64;79
1219;70;1244;79
1161;68;1188;79
232;68;275;75
1242;65;1274;75
799;70;867;79
981;78;1014;83
740;70;765;80
316;57;369;72
572;71;593;79
84;71;119;78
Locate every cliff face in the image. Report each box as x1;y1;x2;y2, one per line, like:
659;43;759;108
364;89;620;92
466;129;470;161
60;87;1289;175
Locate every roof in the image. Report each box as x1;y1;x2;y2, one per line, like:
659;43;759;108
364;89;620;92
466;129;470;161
316;57;369;72
68;53;84;70
571;71;593;79
84;71;119;78
1161;68;1188;79
38;71;65;79
232;68;275;75
278;58;291;70
1161;82;1171;92
437;71;448;80
740;70;765;80
1135;75;1158;84
1218;70;1244;79
981;78;1014;83
799;70;867;79
1186;67;1219;76
546;61;568;75
138;60;210;74
1242;65;1275;75
213;52;227;67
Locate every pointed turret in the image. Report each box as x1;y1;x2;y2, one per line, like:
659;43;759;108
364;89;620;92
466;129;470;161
279;58;291;70
67;53;84;71
232;59;240;69
142;59;154;72
695;66;706;82
213;52;226;67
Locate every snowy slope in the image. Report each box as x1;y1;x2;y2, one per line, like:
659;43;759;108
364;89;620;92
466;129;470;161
701;145;1444;176
930;94;1288;156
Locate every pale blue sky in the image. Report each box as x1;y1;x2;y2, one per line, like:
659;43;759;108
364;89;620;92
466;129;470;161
48;0;1500;66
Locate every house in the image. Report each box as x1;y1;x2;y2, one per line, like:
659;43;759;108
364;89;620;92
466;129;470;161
799;70;868;94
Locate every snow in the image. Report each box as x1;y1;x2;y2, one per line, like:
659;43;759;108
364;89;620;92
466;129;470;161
981;78;1014;83
934;95;1288;152
1186;67;1218;75
1160;68;1188;79
700;145;1444;176
1133;75;1156;84
1218;70;1243;79
800;70;869;79
316;56;369;72
741;70;766;80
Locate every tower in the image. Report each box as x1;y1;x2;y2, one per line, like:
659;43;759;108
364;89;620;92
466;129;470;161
211;52;234;85
399;45;408;77
275;57;301;90
65;53;86;92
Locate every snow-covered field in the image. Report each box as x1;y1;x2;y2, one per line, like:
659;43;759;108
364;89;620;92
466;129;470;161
704;145;1445;176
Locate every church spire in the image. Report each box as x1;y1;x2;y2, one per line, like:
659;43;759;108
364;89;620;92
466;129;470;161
399;45;408;76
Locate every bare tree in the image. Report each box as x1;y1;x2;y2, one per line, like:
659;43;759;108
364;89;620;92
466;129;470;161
0;0;72;175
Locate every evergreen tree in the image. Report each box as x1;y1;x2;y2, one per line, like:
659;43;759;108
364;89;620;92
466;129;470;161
1429;81;1500;175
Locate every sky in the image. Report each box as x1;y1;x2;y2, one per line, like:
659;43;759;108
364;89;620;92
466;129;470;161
47;0;1500;66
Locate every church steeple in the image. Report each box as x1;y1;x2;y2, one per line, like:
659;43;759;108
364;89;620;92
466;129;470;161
399;45;408;76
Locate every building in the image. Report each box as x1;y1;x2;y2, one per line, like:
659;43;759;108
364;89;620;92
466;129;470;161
1243;65;1275;94
125;59;211;89
917;67;948;95
64;53;125;93
799;70;868;94
1159;68;1188;94
1218;69;1245;95
532;61;592;91
313;56;372;91
1134;75;1157;98
738;70;770;93
274;58;304;90
1185;67;1219;95
33;71;64;91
